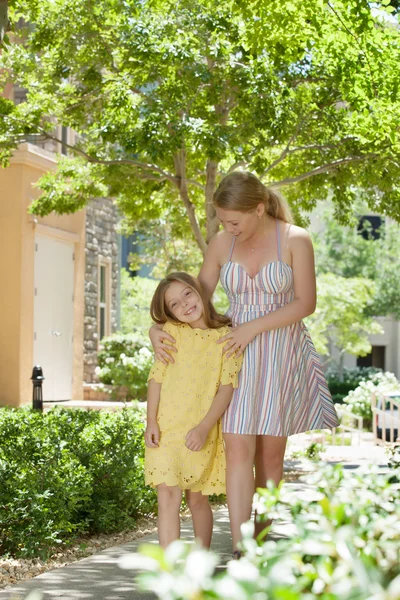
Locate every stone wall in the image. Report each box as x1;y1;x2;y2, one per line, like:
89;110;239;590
84;198;119;383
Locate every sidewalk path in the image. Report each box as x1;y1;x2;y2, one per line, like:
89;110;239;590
0;443;389;600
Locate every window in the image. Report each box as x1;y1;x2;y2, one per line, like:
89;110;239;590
357;345;385;370
98;258;111;343
358;216;383;240
61;126;68;155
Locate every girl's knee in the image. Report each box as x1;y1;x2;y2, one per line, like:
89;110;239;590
185;490;209;512
157;484;182;510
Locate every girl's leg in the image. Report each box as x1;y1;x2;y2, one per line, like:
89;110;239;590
223;433;257;551
185;490;213;548
254;435;287;538
157;484;182;548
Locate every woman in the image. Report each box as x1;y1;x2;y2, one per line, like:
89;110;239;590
150;171;339;553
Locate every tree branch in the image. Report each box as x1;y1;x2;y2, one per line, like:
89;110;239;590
205;159;219;243
268;154;379;187
173;149;207;255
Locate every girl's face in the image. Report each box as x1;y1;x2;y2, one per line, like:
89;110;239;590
215;205;264;241
164;281;206;329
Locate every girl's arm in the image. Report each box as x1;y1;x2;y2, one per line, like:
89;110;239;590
144;379;162;447
185;383;233;451
219;228;317;358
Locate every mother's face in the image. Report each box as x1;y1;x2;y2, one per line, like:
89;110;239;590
216;205;264;241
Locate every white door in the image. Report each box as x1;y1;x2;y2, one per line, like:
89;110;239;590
33;234;74;401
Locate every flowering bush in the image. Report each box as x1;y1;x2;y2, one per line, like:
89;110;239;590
343;370;400;422
124;463;400;600
96;333;154;401
325;366;382;403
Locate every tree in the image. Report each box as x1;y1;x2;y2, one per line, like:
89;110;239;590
313;205;400;318
304;273;383;375
1;0;400;251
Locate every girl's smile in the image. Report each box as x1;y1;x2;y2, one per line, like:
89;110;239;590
165;281;207;329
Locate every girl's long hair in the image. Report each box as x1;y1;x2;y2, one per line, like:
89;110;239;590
150;272;231;329
213;171;293;223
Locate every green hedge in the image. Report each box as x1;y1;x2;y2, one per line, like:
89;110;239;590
0;407;157;558
96;332;153;400
326;367;382;404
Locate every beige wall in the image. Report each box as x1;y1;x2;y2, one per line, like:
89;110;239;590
0;143;86;406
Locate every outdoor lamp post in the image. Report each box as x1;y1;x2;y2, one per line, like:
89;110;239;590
31;365;45;411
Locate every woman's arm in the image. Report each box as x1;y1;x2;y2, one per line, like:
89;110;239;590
198;232;226;299
149;324;177;365
144;379;162;447
185;383;234;451
219;228;317;357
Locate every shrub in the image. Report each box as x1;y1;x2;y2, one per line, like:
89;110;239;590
120;271;159;337
343;370;400;422
96;332;154;401
132;463;400;600
0;407;157;558
326;367;382;404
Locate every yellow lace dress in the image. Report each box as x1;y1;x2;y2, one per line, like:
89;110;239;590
145;322;242;495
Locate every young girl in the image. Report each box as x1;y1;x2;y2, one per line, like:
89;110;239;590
144;272;242;549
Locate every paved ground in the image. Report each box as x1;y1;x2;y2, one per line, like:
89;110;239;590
0;441;389;600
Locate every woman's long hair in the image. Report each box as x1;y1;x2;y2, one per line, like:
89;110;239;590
213;171;293;223
150;272;231;329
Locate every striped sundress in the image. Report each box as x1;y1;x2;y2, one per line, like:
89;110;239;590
220;220;339;436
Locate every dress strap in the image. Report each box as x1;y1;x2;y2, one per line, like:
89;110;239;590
228;235;236;262
276;220;282;262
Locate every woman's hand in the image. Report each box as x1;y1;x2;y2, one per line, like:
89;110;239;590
217;322;258;357
149;325;177;365
144;422;160;448
185;424;209;452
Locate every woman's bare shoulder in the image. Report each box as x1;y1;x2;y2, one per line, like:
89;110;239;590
285;223;313;254
207;230;234;264
285;222;311;241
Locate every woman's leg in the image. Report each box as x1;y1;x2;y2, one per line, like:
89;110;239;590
185;490;213;548
157;484;182;547
254;435;287;538
223;433;257;551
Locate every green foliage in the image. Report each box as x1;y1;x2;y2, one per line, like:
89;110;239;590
343;370;400;420
313;209;400;319
96;332;153;401
326;366;382;403
133;463;400;600
1;0;400;252
0;407;157;558
291;441;324;461
305;273;382;363
120;271;158;336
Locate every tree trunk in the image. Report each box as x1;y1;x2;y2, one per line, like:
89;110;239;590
338;353;344;382
173;150;207;255
205;159;220;243
0;0;9;43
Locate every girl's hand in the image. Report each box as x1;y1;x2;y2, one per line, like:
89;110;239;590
149;325;177;365
144;422;160;448
217;322;258;357
185;424;209;452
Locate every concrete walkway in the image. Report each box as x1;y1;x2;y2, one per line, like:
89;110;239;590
0;443;389;600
